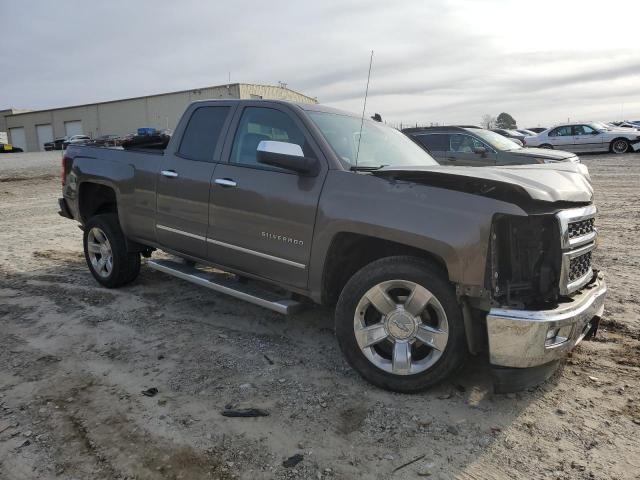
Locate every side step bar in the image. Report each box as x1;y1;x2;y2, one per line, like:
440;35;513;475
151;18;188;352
147;259;303;315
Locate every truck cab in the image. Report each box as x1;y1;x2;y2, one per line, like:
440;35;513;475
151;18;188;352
59;99;606;393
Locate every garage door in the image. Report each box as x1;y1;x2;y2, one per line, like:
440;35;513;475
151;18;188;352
64;120;83;137
36;124;54;151
8;127;26;151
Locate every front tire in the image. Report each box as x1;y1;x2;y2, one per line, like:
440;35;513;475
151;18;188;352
335;256;467;393
539;144;553;149
83;214;140;288
611;138;629;154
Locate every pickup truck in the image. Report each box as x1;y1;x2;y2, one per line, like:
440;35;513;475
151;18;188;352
59;99;606;393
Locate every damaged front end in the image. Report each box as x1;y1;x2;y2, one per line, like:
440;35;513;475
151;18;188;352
489;213;562;309
486;205;606;392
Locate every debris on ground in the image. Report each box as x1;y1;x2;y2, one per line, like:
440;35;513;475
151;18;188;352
141;387;159;397
392;454;426;473
282;453;304;468
221;408;270;418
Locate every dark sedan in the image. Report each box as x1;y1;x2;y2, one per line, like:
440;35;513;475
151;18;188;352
403;126;579;166
44;138;67;151
491;128;526;145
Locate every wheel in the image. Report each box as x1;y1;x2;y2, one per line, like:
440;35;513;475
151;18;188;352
611;138;629;154
539;144;553;149
335;256;467;392
83;214;140;288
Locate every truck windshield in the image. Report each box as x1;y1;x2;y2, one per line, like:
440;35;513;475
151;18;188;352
307;111;438;168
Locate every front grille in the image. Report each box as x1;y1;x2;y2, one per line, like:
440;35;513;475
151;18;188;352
557;205;597;295
568;218;595;239
569;251;592;282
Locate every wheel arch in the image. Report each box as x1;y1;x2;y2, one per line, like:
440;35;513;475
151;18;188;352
610;137;630;153
78;181;119;223
320;232;451;306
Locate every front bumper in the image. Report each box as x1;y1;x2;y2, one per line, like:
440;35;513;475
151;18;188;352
486;273;606;369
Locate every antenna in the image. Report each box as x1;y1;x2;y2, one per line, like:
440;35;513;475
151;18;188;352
355;50;374;167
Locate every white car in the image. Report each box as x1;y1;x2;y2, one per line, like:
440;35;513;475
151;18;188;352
525;122;640;154
63;135;91;148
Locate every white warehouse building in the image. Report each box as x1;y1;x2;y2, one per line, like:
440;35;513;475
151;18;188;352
1;83;318;152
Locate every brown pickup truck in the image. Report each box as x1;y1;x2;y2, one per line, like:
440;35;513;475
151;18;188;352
59;99;606;393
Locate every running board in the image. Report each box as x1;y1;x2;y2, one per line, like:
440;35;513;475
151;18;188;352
146;259;303;315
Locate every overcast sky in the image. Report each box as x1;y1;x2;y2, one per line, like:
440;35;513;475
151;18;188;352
2;0;640;127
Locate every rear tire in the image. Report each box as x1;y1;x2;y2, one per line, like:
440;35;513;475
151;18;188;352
335;256;467;393
611;138;629;154
83;214;140;288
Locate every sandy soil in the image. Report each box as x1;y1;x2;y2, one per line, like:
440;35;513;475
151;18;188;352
0;152;639;480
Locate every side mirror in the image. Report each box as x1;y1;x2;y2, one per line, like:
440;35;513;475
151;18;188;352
256;140;319;176
591;130;599;135
472;146;487;155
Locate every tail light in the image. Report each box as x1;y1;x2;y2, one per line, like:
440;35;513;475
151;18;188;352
61;155;72;185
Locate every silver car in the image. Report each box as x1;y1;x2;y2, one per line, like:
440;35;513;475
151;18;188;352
525;122;640;154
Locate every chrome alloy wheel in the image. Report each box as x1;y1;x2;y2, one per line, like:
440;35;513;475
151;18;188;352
353;280;449;375
86;227;113;278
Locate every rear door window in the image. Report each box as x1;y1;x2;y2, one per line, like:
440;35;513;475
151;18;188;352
549;126;572;137
178;106;231;162
415;134;449;152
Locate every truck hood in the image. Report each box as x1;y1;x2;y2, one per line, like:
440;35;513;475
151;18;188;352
508;147;576;161
374;162;593;204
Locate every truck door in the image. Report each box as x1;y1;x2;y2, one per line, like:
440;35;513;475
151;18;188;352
155;104;234;258
207;104;327;289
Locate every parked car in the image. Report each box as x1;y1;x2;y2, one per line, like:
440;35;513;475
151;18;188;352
610;121;640;131
87;135;122;147
0;143;23;153
44;137;67;151
63;135;91;148
403;126;578;166
515;129;538;137
525;122;640;154
59;99;604;393
491;128;527;145
526;127;547;134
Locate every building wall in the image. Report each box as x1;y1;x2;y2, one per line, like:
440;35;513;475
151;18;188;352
0;109;11;134
4;84;316;151
7;110;54;152
239;84;318;104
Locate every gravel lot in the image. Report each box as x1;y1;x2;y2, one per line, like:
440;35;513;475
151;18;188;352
0;151;639;480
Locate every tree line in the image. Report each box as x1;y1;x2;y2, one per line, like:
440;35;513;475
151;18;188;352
481;112;517;129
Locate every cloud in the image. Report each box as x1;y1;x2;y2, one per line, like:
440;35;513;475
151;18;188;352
1;0;639;127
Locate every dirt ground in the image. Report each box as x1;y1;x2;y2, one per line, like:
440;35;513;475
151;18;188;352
0;151;639;480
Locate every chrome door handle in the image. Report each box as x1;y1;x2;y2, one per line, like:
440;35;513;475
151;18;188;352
161;170;178;178
215;178;237;187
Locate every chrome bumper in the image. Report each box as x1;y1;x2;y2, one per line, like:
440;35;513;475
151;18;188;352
486;274;606;368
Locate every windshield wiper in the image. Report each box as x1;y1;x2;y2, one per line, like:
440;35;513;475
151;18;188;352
350;164;387;172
